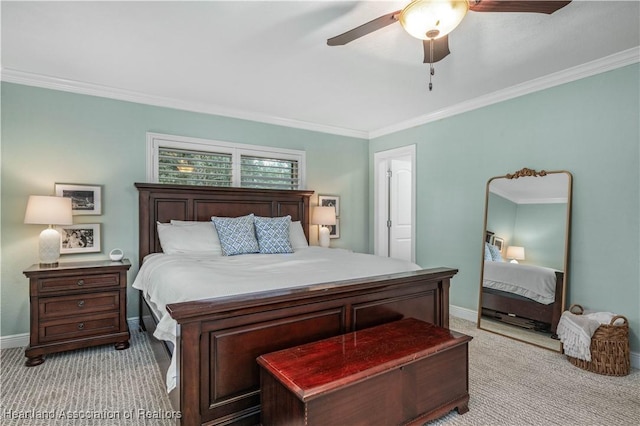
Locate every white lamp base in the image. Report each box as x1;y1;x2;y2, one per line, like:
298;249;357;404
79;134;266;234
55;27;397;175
39;227;62;266
318;226;331;248
509;259;519;264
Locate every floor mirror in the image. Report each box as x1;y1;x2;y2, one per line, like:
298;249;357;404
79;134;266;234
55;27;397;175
478;168;572;352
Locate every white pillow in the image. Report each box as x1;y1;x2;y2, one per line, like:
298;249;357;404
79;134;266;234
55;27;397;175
156;221;223;255
289;221;309;250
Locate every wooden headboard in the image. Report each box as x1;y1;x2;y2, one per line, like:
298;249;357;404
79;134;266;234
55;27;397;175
135;183;314;264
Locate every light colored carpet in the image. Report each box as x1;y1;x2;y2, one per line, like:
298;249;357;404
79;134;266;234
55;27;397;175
0;329;175;426
430;317;640;426
1;318;638;426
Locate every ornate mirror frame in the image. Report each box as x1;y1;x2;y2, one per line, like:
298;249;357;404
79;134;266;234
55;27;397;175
477;168;573;352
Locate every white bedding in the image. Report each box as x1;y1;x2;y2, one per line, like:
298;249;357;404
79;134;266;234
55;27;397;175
132;246;421;392
482;261;558;305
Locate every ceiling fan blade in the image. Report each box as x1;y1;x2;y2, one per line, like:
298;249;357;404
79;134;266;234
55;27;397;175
468;1;571;14
423;36;451;64
327;10;401;46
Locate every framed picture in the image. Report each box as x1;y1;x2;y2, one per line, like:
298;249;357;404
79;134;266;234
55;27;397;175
57;224;101;254
318;195;340;217
55;183;102;215
328;218;340;239
485;230;494;244
493;236;504;253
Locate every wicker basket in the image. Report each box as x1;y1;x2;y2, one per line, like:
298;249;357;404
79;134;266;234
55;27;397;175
566;304;630;376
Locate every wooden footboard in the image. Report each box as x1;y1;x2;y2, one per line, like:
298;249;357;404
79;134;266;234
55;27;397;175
168;267;457;426
482;271;565;333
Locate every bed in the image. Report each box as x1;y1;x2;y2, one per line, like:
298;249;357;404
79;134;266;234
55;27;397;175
134;183;458;426
481;260;564;334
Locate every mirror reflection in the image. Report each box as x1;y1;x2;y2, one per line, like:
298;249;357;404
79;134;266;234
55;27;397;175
478;168;572;352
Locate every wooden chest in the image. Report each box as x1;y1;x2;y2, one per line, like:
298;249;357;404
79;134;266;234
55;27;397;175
257;318;472;426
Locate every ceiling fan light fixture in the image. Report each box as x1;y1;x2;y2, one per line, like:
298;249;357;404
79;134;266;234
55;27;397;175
399;0;469;40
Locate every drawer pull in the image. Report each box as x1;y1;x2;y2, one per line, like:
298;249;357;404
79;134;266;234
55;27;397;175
77;323;85;330
77;300;85;308
77;279;85;286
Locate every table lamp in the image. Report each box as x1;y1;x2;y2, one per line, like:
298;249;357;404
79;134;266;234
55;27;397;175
311;206;336;248
506;246;525;264
24;195;73;266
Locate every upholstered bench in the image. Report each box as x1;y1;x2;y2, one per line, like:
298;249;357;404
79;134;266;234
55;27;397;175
257;318;472;425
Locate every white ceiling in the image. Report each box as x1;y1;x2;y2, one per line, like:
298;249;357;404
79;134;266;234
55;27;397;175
2;1;639;138
490;172;570;203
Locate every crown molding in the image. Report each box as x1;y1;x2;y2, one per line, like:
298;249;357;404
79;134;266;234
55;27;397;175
0;69;369;140
369;47;640;139
2;47;638;141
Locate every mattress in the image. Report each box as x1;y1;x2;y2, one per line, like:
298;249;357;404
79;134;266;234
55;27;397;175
132;246;421;391
483;261;558;305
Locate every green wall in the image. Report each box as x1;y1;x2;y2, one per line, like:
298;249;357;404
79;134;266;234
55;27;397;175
486;192;517;251
370;64;640;352
2;64;639;354
513;202;567;270
488;192;567;270
0;83;369;337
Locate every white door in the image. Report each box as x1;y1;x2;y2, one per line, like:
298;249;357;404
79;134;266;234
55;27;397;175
374;146;415;262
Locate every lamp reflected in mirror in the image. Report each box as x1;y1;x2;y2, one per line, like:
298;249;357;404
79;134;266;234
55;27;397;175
478;168;572;352
506;246;525;264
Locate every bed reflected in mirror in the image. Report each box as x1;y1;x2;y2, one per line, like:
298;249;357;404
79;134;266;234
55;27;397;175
478;168;572;352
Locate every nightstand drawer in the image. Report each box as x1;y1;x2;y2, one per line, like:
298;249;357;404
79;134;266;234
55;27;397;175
37;273;120;294
39;312;120;343
39;291;119;319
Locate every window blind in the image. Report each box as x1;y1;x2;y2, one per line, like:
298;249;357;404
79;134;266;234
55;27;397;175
240;155;299;190
149;133;305;189
158;147;232;186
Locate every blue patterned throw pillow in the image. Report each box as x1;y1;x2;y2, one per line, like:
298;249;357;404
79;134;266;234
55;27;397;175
487;243;503;262
212;214;259;256
254;215;293;254
484;243;493;262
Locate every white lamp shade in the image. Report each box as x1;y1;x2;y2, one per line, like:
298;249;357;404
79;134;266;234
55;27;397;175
24;196;73;225
311;206;336;249
311;206;336;226
506;246;525;261
25;195;73;266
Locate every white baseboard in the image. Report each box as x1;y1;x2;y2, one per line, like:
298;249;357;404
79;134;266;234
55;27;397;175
0;332;29;350
449;304;640;370
3;311;638;370
128;317;140;331
450;304;478;323
0;317;142;350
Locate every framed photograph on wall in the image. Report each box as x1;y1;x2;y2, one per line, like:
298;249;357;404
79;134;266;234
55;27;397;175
318;195;340;217
328;218;340;239
55;183;102;215
493;237;504;253
57;224;101;254
485;230;495;244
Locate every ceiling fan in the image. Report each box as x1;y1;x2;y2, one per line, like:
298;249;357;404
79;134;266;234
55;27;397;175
327;0;571;90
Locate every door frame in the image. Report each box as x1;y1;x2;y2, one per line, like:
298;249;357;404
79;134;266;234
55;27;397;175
373;145;416;262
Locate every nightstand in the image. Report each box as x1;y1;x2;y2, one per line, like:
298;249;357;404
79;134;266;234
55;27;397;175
23;259;131;366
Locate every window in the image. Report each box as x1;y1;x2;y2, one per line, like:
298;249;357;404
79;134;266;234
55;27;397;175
147;133;305;190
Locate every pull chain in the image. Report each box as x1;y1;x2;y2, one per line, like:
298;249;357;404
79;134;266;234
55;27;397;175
429;65;434;91
425;30;439;92
428;38;434;91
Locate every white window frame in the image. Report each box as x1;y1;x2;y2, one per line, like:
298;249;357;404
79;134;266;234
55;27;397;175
146;132;306;189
